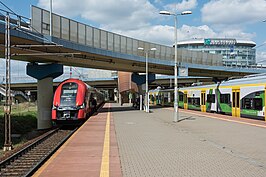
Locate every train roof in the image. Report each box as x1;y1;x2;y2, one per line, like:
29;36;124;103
179;83;217;90
59;78;101;92
221;73;266;86
178;73;266;90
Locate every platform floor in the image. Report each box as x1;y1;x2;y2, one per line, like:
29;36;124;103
34;103;266;177
33;103;122;177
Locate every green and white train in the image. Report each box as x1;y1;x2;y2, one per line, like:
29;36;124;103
149;74;266;121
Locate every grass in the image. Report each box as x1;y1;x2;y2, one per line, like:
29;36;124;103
0;103;37;151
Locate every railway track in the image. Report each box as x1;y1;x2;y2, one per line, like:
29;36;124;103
0;127;77;177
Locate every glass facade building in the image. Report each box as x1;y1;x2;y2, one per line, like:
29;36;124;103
176;38;256;67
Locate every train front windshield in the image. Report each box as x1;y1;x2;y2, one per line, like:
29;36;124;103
60;82;78;107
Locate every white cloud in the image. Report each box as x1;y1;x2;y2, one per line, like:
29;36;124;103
164;0;198;12
256;51;266;64
114;24;254;47
112;25;174;46
112;24;216;46
202;0;266;25
38;0;157;31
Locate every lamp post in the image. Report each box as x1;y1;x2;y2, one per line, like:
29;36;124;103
138;47;156;113
50;0;53;36
160;10;192;122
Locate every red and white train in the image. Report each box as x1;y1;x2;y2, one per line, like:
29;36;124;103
52;78;104;124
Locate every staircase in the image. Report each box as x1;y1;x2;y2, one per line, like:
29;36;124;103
0;84;29;102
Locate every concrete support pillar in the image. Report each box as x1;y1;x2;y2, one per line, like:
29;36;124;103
114;88;118;102
140;94;143;111
119;93;122;105
108;89;114;101
168;92;171;103
37;77;53;129
27;63;63;129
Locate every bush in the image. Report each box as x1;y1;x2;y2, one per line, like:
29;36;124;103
0;111;37;149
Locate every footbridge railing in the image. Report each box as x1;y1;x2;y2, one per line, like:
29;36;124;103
31;6;223;67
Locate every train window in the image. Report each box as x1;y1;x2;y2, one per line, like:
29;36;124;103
201;93;206;105
220;94;230;104
254;98;262;110
179;95;184;101
188;98;192;104
207;94;215;103
60;83;78;106
242;98;262;110
171;92;174;102
232;92;236;107
242;98;251;109
188;98;200;106
184;94;187;103
151;95;155;102
201;93;205;105
164;97;168;103
236;92;240;108
194;98;200;106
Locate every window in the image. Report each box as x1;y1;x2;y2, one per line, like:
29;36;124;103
60;82;78;107
220;94;230;104
201;93;206;105
193;98;200;106
242;98;262;110
188;98;200;106
179;94;184;102
236;92;240;108
242;98;251;109
254;98;262;110
207;94;215;103
232;92;236;107
188;98;192;104
184;94;187;103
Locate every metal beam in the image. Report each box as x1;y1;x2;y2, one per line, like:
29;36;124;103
3;13;12;151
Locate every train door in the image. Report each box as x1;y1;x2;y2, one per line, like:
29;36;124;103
265;87;266;121
201;90;206;112
232;88;240;117
184;91;188;109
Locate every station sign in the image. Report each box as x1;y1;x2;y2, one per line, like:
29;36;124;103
204;38;236;46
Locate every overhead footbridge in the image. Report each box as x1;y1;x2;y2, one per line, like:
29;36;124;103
0;6;265;79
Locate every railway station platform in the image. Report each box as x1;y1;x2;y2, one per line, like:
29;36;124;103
34;103;266;177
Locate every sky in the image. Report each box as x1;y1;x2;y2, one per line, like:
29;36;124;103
1;0;266;81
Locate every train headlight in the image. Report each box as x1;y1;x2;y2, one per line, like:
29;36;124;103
77;103;85;109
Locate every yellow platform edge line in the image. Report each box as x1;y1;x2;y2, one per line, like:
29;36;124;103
164;107;266;129
100;103;111;177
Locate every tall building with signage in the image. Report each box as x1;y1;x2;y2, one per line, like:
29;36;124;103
176;38;256;67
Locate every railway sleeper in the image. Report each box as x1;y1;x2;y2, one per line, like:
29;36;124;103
22;154;45;158
10;161;35;166
31;148;51;152
12;162;39;168
30;150;52;154
10;160;36;164
24;152;47;156
0;172;22;177
5;165;33;170
17;156;43;160
1;167;28;172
